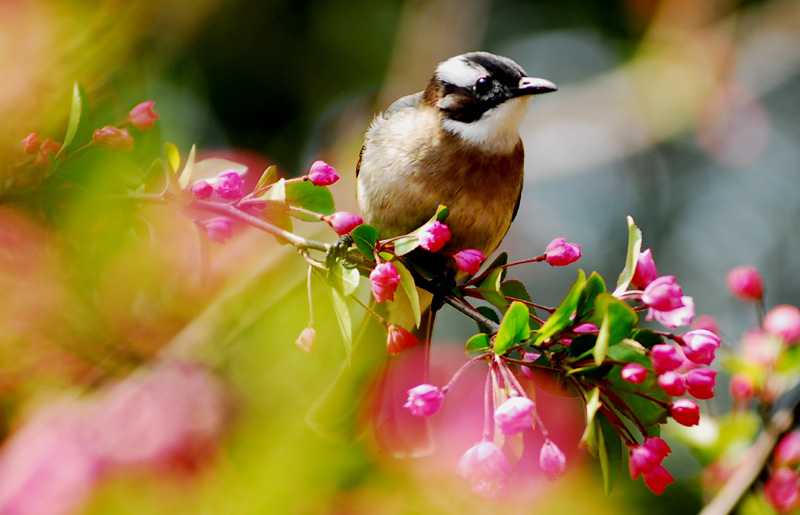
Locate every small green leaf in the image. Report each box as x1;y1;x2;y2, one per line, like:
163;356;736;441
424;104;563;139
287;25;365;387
58;82;86;157
263;177;287;205
433;204;450;222
477;268;507;309
580;387;602;449
577;272;606;319
259;204;293;235
178;144;197;189
501;280;532;303
613;216;643;296
286;180;335;220
393;260;421;328
598;413;622;496
532;270;587;346
326;283;353;361
351;224;379;260
254;166;278;193
331;261;360;296
164;142;181;175
592;294;638;365
465;333;491;357
594;309;612;366
493;301;530;355
393;236;419;256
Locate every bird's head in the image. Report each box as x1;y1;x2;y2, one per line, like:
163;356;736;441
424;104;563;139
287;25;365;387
423;52;556;153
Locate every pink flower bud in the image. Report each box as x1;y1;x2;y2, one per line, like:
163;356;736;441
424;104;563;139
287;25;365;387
21;132;41;154
647;296;695;329
621;363;648;384
658;371;687;396
629;444;661;479
729;372;755;401
726;266;764;302
643;465;674;495
764;468;800;513
645;437;672;459
650;344;684;374
295;327;316;354
403;384;445;417
198;217;233;243
544;237;582;266
325;212;363;236
519;351;540;380
493;396;535;435
764;305;800;345
681;329;721;365
190;181;213;199
369;262;401;303
632;249;659;289
775;432;800;468
34;138;62;166
214;169;245;200
670;398;700;426
743;328;778;365
307;160;339;186
386;324;419;354
418;221;451;252
539;440;567;481
454;249;485;275
456;441;511;500
685;368;717;399
128;100;159;131
642;276;684;311
93;126;134;152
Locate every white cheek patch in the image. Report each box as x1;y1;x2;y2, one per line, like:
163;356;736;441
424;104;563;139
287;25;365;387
442;97;531;154
436;56;487;89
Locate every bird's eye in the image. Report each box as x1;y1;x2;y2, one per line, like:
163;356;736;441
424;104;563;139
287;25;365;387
475;77;491;94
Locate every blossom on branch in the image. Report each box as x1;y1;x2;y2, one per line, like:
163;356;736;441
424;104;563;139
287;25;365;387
369;262;400;303
670;398;700;426
191;181;214;200
93;126;134;152
681;329;721;366
307;160;339;186
386;325;419;354
128;101;159;130
621;363;648;384
21;132;41;154
403;384;444;417
418;221;451;252
324;212;363;236
726;266;764;302
632;249;658;289
213;170;245;200
453;249;485;275
456;441;510;500
764;305;800;345
493;396;535;435
198;217;233;243
539;440;567;481
544;237;581;266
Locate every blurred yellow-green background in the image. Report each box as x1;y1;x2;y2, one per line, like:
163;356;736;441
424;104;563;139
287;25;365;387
1;0;800;513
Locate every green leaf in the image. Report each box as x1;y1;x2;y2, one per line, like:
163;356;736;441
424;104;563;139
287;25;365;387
330;261;360;296
501;280;532;303
177;144;197;189
393;236;419;256
433;204;450;222
532;270;587;346
476;306;500;333
577;272;606;320
580;387;602;450
613;216;643;296
465;333;491;358
285;180;335;220
493;301;530;355
351;224;379;260
254;165;278;193
598;414;622;496
58;82;87;157
164;142;181;175
594;309;612;367
477;268;507;309
259;204;293;235
593;294;638;365
263;177;287;206
325;283;352;361
393;260;421;328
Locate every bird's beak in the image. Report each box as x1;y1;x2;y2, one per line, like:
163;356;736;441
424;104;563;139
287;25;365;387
514;77;557;97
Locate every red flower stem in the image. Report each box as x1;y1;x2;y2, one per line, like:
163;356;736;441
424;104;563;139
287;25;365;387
482;367;494;440
441;354;490;394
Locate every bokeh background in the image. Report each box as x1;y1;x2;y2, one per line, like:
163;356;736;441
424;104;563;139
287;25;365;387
1;0;799;513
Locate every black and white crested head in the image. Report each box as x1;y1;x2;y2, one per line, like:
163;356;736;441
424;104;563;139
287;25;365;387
426;51;556;153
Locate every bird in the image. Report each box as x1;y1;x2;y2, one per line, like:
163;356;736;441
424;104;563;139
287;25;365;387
306;51;556;456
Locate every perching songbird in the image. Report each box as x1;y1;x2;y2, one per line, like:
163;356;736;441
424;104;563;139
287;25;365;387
306;51;556;455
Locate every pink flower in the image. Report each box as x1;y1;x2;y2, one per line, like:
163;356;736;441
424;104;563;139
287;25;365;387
418;221;451;252
369;262;401;303
764;468;800;513
386;325;419;354
454;249;485;275
643;465;674;495
190;181;213;199
93;126;134;152
629;444;661;480
645;437;671;459
681;329;721;365
403;384;445;417
544;237;582;266
621;363;648;384
307;160;339;186
774;432;800;468
493;396;535;435
519;351;540;380
456;441;511;501
658;371;687;396
685;368;717;400
632;249;658;289
21;132;41;154
213;169;245;200
764;305;800;345
324;211;363;236
670;398;700;426
647;296;695;329
539;440;567;481
295;327;316;354
198;217;233;243
729;373;755;401
726;266;764;302
35;138;62;166
128;100;159;131
642;276;684;311
743;328;778;365
650;344;684;374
